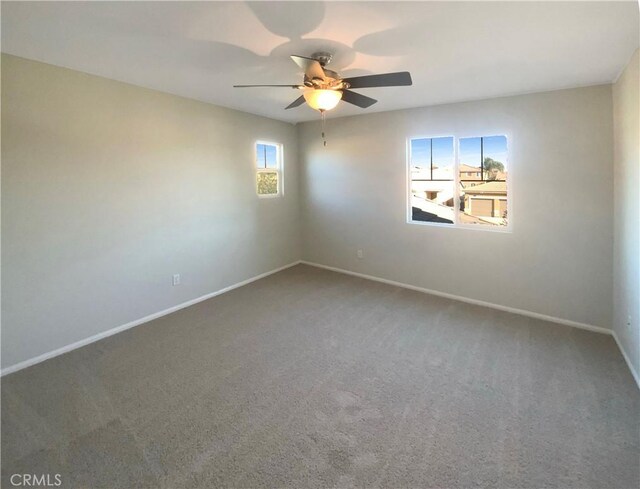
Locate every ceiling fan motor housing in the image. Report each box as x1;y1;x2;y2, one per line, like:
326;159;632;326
304;69;345;88
302;52;351;88
311;51;333;67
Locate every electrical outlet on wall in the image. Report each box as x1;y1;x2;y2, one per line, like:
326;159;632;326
172;274;181;286
357;249;364;259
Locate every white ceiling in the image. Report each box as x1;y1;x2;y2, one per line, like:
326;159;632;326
2;1;638;123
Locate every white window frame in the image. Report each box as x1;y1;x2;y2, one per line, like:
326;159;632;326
406;134;512;233
255;140;283;198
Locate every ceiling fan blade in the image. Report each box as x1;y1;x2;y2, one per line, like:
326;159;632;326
290;55;326;81
233;84;302;88
341;90;377;108
285;96;306;110
343;72;412;89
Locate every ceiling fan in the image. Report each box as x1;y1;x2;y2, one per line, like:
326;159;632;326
233;52;413;112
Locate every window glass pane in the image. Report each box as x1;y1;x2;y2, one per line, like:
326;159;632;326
256;143;278;169
410;137;454;224
264;144;278;169
257;171;278;195
410;138;431;173
482;135;507;181
459;137;482;181
411;181;455;224
458;135;508;227
256;144;266;169
431;137;454;180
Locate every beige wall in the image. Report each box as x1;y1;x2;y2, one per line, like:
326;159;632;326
1;55;301;369
299;85;614;329
613;49;640;380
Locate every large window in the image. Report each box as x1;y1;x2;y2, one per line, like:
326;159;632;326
408;135;509;229
255;141;282;197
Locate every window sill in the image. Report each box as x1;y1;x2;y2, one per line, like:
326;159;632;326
406;219;512;233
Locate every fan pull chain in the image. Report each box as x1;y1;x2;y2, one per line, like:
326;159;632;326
320;109;327;147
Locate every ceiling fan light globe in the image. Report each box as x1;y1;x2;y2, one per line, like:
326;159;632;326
303;89;342;111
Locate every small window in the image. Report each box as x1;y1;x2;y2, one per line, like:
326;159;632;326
409;137;455;224
255;142;282;197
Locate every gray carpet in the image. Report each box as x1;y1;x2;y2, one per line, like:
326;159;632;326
2;264;639;489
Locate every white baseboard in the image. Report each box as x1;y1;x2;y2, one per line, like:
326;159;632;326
7;260;636;390
300;261;612;335
1;261;301;377
612;331;640;389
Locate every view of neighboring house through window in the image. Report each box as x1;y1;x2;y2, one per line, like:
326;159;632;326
409;135;509;228
256;142;281;196
459;136;508;227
